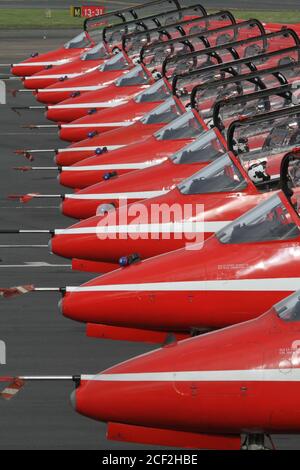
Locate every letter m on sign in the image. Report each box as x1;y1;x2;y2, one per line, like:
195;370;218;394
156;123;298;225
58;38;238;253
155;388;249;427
71;6;82;17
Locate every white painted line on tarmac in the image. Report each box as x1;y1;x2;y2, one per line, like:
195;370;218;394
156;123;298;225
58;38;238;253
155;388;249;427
0;245;48;248
0;262;71;267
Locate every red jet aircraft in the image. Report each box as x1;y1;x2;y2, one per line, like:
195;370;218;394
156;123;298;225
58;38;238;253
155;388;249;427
2;290;300;449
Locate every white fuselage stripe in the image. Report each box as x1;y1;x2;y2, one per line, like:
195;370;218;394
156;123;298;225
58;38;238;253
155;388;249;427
65;190;169;200
59;145;124;153
26;73;79;80
61;122;134;128
13;60;70;67
55;221;227;235
61;160;163;171
48;101;127;109
38;85;105;93
80;369;300;382
65;278;300;293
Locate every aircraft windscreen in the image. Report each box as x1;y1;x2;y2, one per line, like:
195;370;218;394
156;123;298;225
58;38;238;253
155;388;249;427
172;55;221;85
81;42;109;61
195;83;243;116
217;193;300;244
171;129;225;164
239;30;298;60
175;63;252;100
140;98;182;124
98;52;129;71
218;94;289;133
178;154;247;194
124;30;168;56
144;41;195;70
64;32;90;50
105;23;149;47
154;110;205;141
115;65;149;86
193;72;284;114
134;79;170;103
275;291;300;322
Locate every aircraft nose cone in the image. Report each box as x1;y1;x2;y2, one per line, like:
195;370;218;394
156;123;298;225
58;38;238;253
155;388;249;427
61;198;96;219
70;371;173;425
51;233;82;260
59;293;92;323
60;285;149;328
51;226;106;260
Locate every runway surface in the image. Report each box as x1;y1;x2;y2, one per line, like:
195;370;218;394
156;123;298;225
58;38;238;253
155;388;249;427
0;11;299;451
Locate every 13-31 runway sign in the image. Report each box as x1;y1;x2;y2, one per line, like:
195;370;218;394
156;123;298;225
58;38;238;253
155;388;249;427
70;5;105;18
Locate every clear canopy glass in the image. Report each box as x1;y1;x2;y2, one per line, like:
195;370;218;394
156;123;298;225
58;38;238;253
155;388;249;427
235;115;300;167
140;97;181;125
81;42;109;61
115;65;149;86
155;110;205;141
218;94;289;133
178;153;247;194
64;32;90;50
134;78;170;103
217;193;300;244
171;129;225;164
98;52;129;72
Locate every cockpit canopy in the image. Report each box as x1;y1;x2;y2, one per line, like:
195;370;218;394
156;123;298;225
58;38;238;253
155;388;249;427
178;153;247;194
154;110;205;141
217;193;300;244
216;92;290;135
171;129;225;164
140;97;182;125
134;78;170;103
98;52;129;72
81;42;109;61
64;32;90;50
115;65;150;87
